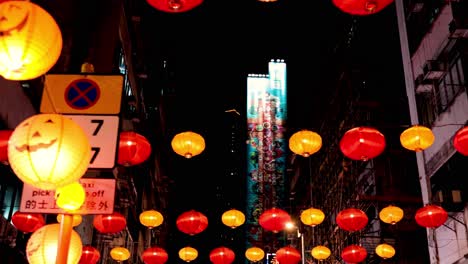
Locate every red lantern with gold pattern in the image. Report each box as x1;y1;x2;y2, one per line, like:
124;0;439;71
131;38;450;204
276;246;301;264
11;211;45;233
147;0;203;13
117;131;152;166
259;208;291;233
341;245;367;263
141;246;168;264
93;212;127;234
176;210;208;235
340;126;386;161
209;247;235;264
415;205;448;228
79;245;100;264
332;0;394;16
0;130;12;164
453;126;468;156
336;208;368;232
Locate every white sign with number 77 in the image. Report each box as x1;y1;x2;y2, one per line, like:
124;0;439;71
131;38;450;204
65;114;119;169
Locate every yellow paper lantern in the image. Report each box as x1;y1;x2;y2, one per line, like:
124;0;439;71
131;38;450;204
110;247;131;262
379;205;404;225
139;209;164;229
245;247;265;262
171;131;205;158
221;209;245;229
375;243;396;259
57;214;82;227
26;223;82;264
178;246;198;262
311;245;331;261
55;182;86;211
0;1;62;80
8;114;91;190
300;207;325;227
400;125;434;152
289;130;322;157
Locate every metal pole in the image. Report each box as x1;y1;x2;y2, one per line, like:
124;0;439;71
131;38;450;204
300;231;305;264
56;213;73;264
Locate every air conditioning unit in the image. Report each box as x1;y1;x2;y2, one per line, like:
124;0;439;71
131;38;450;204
423;60;446;80
415;74;434;93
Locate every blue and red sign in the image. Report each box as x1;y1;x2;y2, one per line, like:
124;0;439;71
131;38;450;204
64;79;101;110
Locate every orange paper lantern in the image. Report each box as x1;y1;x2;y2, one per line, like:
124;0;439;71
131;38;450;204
209;247;235;264
57;214;83;227
311;245;331;261
110;247;131;262
375;243;396;259
26;223;82;264
140;209;164;229
275;246;301;264
259;208;291;233
415;205;448;228
93;212;127;234
300;207;325;227
453;126;468;156
171;131;205;158
11;211;45;233
117;131;152;166
400;125;434;152
332;0;394;16
245;247;265;262
0;1;62;80
341;245;367;263
0;129;12;164
179;246;198;262
141;246;168;264
339;126;386;161
146;0;203;13
8;114;91;190
289;130;322;157
221;209;245;229
336;208;368;232
79;246;100;264
379;205;404;225
176;210;208;235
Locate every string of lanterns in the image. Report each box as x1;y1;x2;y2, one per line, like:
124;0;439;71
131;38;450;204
289;125;468;160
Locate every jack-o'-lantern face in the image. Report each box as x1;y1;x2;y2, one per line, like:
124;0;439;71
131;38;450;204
8;114;91;190
0;1;29;32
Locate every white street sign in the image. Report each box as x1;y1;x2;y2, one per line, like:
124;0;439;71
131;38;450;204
20;178;116;214
66;114;119;169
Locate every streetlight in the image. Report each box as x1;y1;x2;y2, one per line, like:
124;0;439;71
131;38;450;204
285;221;305;264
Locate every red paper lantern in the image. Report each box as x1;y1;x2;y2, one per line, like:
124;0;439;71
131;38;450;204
341;245;367;263
453;126;468;156
339;126;386;161
93;212;127;234
0;130;12;164
209;247;235;264
275;246;301;264
142;247;169;264
79;246;100;264
117;131;152;166
147;0;203;13
336;208;368;232
259;208;291;233
415;205;448;228
11;211;45;233
176;210;208;235
332;0;394;16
